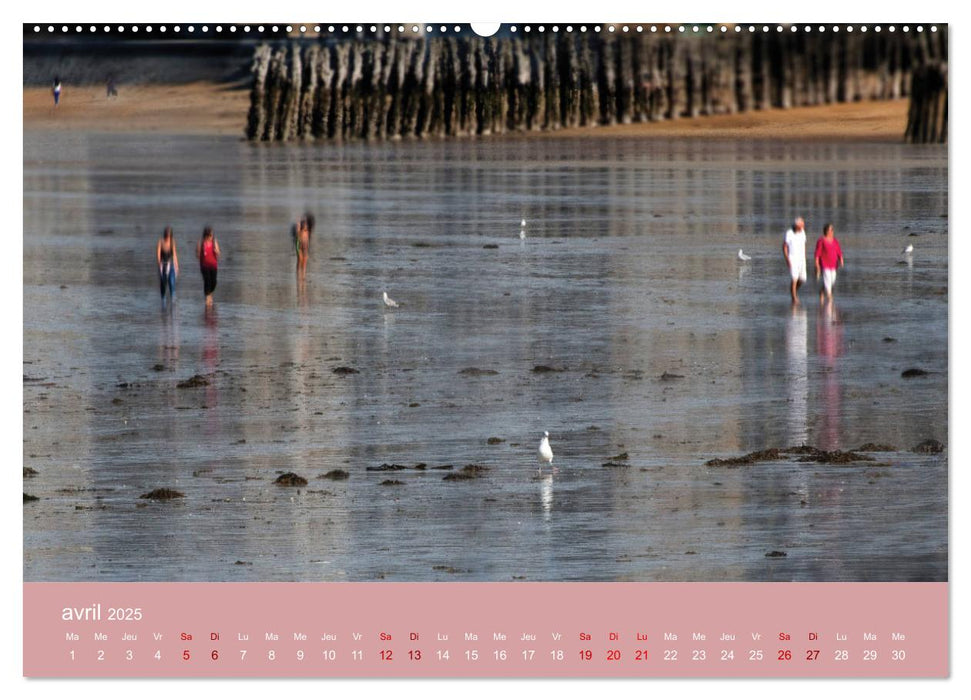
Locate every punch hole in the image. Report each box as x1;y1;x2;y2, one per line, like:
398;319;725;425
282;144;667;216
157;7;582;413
471;23;500;37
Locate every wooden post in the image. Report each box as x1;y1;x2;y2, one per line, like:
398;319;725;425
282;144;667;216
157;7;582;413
246;44;272;140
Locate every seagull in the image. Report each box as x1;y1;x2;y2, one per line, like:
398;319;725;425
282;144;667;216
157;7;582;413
902;244;914;254
521;218;527;228
737;249;751;261
382;291;399;308
538;431;553;468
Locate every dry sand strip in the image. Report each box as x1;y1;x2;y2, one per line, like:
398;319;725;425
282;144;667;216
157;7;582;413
25;82;909;142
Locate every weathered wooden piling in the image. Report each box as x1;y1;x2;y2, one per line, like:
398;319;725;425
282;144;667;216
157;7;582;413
247;27;944;143
905;28;948;144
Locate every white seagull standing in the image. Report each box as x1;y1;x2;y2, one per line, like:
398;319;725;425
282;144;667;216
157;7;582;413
902;244;914;255
737;249;752;261
538;431;554;469
382;291;399;308
520;218;527;240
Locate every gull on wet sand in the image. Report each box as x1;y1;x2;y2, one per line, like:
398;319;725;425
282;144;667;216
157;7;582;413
538;431;553;468
902;244;914;255
737;249;752;261
382;291;399;308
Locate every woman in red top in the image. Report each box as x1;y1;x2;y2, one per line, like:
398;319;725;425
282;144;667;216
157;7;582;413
814;223;844;301
196;226;221;308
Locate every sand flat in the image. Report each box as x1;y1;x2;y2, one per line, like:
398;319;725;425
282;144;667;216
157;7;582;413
24;82;909;141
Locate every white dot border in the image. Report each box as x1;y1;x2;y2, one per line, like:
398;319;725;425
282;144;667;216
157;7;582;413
25;23;939;36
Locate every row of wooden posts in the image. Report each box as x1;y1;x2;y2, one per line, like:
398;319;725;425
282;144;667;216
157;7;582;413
246;28;947;143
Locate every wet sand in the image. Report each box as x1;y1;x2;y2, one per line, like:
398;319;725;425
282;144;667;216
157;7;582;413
23;129;947;583
24;82;909;141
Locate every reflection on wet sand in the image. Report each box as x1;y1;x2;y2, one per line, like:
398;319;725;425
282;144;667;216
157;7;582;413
539;472;554;523
22;132;947;582
785;304;808;447
816;299;844;451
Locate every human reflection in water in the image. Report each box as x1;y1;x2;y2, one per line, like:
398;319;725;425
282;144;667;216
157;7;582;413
815;297;844;451
203;304;220;410
784;303;808;447
157;298;181;382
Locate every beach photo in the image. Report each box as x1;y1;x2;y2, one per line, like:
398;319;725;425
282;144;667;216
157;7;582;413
23;24;947;583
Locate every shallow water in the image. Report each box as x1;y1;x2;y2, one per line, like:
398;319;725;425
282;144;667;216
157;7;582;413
23;132;947;582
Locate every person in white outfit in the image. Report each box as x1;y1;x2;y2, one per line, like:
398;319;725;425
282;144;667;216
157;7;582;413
782;217;808;304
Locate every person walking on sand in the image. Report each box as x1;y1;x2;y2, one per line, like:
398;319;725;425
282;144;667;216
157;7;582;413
814;223;844;302
52;77;62;108
156;226;179;306
293;212;315;279
783;217;808;304
295;219;310;277
196;226;220;308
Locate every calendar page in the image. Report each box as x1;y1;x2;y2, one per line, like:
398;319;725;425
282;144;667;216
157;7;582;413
19;2;952;691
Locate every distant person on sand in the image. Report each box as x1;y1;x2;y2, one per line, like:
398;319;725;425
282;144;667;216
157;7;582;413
196;226;220;308
156;226;179;306
106;74;118;98
294;212;314;278
52;77;62;107
782;217;808;304
814;223;844;302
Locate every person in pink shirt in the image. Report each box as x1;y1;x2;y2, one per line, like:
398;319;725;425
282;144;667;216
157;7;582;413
814;223;844;301
196;225;221;308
